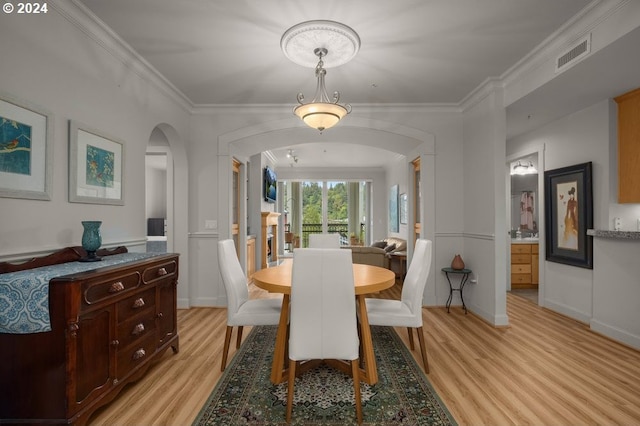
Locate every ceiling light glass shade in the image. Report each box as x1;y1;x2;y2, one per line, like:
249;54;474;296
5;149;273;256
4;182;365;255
294;102;349;131
294;48;351;131
511;160;537;175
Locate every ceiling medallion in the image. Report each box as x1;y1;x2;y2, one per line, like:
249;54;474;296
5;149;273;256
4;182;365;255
281;20;360;132
280;20;360;69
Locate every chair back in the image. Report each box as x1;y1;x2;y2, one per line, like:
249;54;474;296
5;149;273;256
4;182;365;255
289;248;358;361
400;239;433;318
217;239;249;320
308;233;341;248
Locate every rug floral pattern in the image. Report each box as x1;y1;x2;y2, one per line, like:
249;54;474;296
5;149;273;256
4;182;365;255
194;325;457;425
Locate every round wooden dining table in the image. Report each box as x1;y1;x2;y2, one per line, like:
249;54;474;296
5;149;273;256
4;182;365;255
252;259;395;385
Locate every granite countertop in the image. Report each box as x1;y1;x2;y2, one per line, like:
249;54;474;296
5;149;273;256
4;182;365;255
587;230;640;240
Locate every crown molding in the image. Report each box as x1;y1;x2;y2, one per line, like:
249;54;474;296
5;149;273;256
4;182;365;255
55;0;193;113
459;0;629;112
53;0;627;121
459;77;505;111
500;0;629;103
192;102;460;115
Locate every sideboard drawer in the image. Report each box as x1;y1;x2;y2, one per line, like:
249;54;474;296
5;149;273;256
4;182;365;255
84;271;141;305
116;334;157;380
142;260;177;284
116;313;157;350
116;288;156;319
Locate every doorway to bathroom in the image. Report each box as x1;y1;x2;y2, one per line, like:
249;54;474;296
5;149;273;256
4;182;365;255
507;149;544;306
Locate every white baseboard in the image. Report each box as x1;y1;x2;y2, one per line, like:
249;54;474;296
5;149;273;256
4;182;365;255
543;299;591;324
590;319;640;351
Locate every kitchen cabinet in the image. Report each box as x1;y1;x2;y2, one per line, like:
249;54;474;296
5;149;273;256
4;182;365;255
615;87;640;203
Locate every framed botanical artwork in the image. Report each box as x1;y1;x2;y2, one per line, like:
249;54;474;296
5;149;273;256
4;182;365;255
69;120;124;205
0;93;53;200
389;184;399;233
544;162;593;269
399;192;408;224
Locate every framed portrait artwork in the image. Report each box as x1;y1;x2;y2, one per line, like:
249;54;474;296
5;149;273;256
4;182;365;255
0;93;53;200
544;162;593;269
69;120;124;205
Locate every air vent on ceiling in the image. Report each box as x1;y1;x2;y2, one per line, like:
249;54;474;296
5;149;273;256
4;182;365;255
555;34;591;73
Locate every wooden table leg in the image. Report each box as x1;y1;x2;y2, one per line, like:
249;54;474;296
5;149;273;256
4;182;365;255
270;294;290;384
357;295;378;385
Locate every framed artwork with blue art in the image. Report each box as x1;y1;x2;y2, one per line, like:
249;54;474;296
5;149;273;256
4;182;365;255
69;120;124;205
389;184;399;233
0;93;53;200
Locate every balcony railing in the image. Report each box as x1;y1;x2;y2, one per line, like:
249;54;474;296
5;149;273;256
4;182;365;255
286;223;364;248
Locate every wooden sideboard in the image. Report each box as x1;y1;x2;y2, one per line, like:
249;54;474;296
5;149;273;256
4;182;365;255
0;247;179;426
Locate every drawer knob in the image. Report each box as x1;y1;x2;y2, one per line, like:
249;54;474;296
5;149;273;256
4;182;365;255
132;323;145;335
157;312;164;319
132;298;145;308
111;339;120;347
132;348;146;360
68;323;79;338
157;267;168;276
109;281;125;293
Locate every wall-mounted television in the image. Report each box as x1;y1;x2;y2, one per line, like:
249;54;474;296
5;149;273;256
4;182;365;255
263;165;277;203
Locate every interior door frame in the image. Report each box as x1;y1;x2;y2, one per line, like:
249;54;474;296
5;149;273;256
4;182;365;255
506;144;546;305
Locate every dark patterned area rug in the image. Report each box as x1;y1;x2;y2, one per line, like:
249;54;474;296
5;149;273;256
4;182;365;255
193;325;457;425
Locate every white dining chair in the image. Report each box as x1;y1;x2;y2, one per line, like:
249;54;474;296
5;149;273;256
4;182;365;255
286;248;362;424
217;239;282;371
308;233;341;248
364;239;432;372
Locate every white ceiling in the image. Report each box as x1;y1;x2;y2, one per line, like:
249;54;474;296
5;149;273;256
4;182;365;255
76;0;640;168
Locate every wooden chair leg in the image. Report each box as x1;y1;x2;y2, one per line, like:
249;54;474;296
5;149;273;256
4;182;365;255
351;358;363;425
221;326;233;371
407;327;415;350
357;321;364;368
235;326;244;349
286;359;297;423
416;327;430;373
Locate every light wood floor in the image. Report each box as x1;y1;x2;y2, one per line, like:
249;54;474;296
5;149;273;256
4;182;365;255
89;284;640;426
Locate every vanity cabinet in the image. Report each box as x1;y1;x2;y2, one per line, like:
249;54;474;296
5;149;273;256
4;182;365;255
615;87;640;203
511;243;538;289
0;250;179;426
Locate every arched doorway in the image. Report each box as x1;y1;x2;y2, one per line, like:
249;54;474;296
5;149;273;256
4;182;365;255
146;123;190;309
216;117;437;305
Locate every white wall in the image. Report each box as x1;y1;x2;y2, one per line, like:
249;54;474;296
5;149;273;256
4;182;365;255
0;5;189;257
461;88;509;326
508;99;640;349
145;160;167;219
0;4;192;305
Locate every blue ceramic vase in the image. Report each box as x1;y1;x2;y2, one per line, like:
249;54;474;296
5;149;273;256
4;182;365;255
80;221;103;262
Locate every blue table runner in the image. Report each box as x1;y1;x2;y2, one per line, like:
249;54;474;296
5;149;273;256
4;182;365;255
0;252;162;334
